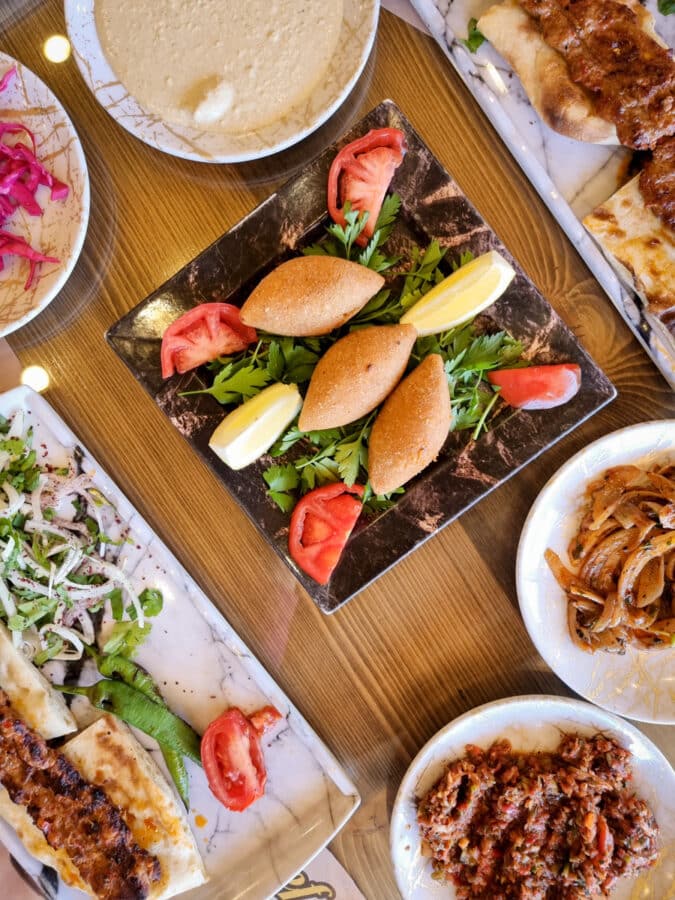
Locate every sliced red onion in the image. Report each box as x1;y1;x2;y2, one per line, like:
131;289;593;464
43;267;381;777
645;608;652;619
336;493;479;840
0;64;68;290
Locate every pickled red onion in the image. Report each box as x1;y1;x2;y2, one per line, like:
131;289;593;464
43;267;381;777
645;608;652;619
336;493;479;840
0;64;68;290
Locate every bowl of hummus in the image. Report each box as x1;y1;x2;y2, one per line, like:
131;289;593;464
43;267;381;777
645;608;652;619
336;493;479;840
65;0;379;163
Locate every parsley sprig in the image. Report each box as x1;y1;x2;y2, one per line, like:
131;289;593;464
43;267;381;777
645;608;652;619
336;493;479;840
460;18;486;52
304;196;402;274
413;323;524;438
262;416;403;514
350;239;447;326
181;336;324;404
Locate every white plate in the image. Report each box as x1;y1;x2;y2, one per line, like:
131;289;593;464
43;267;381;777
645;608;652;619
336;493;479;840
390;695;675;900
516;421;675;724
65;0;379;163
0;385;360;900
410;0;675;389
0;52;89;338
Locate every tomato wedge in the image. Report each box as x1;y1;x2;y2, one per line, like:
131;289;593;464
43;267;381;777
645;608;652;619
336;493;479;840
249;705;282;735
488;363;582;410
161;302;257;378
327;128;407;247
289;482;364;585
201;705;280;812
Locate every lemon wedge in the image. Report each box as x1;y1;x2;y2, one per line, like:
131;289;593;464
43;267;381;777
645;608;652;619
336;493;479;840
209;383;302;470
400;250;516;335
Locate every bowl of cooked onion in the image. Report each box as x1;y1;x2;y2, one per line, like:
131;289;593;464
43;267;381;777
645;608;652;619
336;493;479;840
516;420;675;724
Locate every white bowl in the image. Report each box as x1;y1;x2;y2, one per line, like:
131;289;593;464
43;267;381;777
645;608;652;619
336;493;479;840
517;420;675;724
0;52;89;337
65;0;380;163
390;694;675;899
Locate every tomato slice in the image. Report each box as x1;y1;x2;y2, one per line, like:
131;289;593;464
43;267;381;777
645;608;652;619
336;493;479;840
161;302;257;378
249;705;282;735
201;706;280;812
327;128;407;247
487;364;582;410
289;482;364;585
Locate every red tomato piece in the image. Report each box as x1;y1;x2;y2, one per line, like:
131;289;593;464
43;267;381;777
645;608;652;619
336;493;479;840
488;364;582;410
249;705;282;735
201;707;268;812
160;302;257;378
327;128;407;247
289;482;364;585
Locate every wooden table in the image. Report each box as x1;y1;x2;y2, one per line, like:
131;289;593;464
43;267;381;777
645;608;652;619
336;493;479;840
3;3;674;897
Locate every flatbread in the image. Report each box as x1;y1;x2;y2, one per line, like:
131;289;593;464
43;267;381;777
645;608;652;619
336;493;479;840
0;621;76;739
0;714;207;899
64;716;207;900
477;0;668;145
0;785;91;894
584;175;675;316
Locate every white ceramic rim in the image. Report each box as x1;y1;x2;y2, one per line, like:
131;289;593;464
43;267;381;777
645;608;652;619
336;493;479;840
0;52;90;338
516;420;675;725
64;0;381;163
389;693;675;900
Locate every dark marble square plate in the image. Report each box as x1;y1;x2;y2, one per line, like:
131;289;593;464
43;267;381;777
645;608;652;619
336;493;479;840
107;100;615;614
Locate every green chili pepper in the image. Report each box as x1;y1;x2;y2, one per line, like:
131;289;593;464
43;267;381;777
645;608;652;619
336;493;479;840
54;680;202;766
161;747;190;808
86;647;165;704
84;648;191;807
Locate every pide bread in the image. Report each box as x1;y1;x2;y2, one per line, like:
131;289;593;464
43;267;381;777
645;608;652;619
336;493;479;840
368;354;452;495
0;620;76;739
0;709;206;899
298;324;417;431
478;0;668;145
240;255;384;336
0;785;90;893
64;716;207;900
584;175;675;316
478;0;618;144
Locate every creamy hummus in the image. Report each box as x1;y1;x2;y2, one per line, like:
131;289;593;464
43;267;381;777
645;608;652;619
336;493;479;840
95;0;344;134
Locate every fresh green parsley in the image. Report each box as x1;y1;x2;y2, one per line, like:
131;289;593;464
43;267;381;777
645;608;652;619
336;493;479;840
304;196;402;274
0;430;41;492
413;323;524;438
0;419;165;665
460;18;486;53
350;239;448;326
102;620;152;657
658;0;675;14
263;463;300;513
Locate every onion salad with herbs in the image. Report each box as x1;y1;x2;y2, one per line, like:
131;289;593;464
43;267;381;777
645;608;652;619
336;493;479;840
0;408;163;667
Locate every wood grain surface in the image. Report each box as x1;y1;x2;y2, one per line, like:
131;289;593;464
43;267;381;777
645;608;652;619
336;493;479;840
2;3;674;899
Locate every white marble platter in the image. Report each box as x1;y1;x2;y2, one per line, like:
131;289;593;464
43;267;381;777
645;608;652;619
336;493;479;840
64;0;379;163
410;0;675;388
390;695;675;899
517;420;675;725
0;385;360;900
0;52;89;338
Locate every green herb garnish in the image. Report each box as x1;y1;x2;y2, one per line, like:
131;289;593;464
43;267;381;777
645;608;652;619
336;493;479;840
460;18;486;52
304;197;402;274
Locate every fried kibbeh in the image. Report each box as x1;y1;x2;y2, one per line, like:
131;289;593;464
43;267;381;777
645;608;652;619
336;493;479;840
368;354;451;495
298;324;417;431
240;256;384;336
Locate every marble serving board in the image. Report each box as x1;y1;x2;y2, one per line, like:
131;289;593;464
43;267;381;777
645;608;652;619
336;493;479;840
410;0;675;388
108;101;615;613
0;385;360;900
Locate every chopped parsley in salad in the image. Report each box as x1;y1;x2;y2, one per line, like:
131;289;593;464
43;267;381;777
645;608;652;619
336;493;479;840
0;410;163;665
